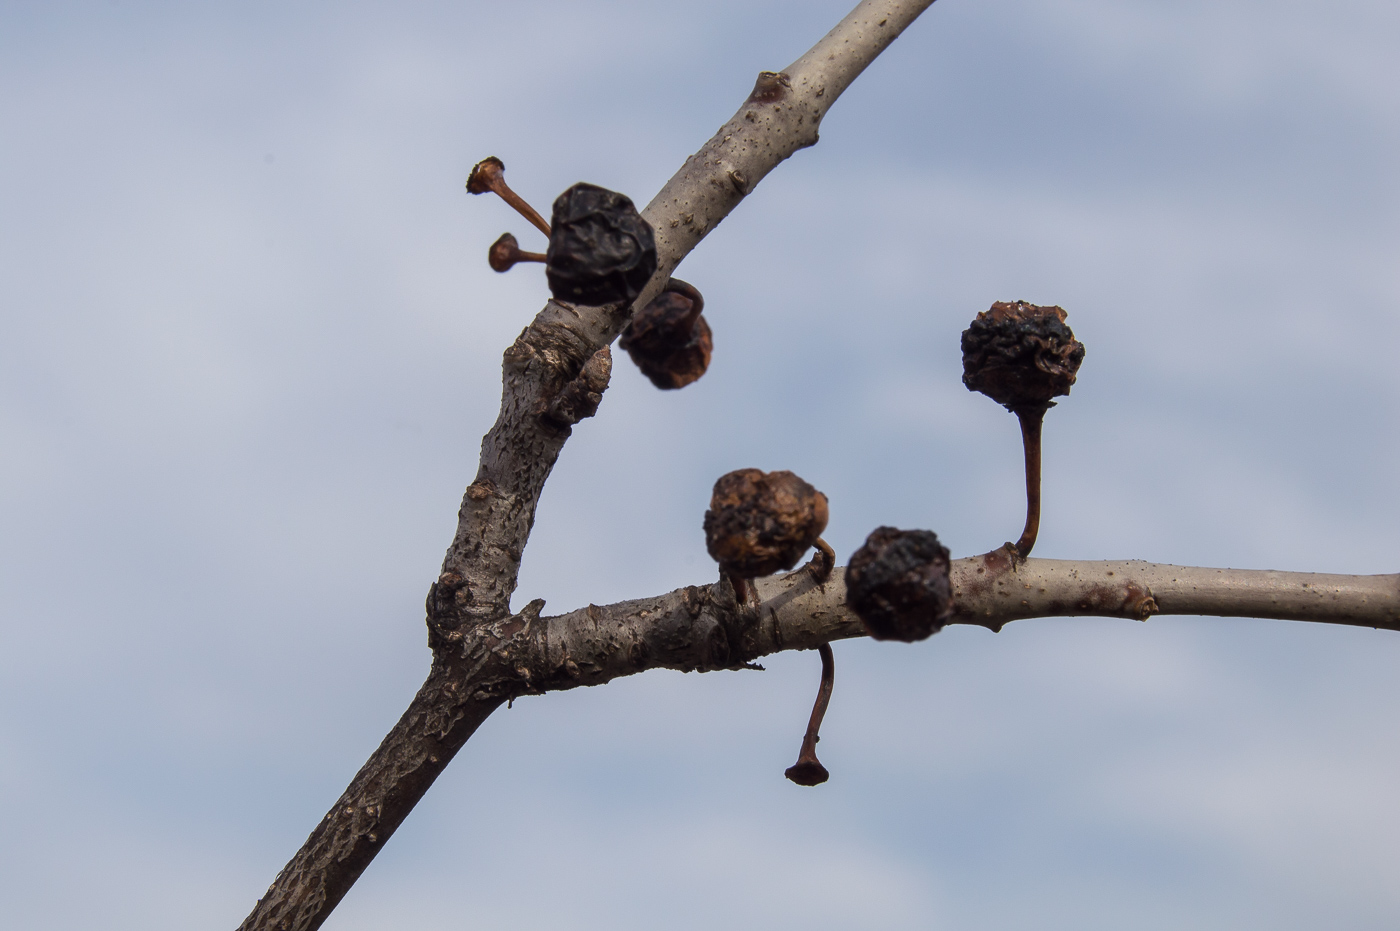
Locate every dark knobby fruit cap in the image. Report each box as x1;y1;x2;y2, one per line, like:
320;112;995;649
704;469;829;580
545;182;657;306
488;232;545;272
845;527;953;642
618;280;712;390
961;301;1086;413
488;232;519;271
466;156;505;195
784;759;830;786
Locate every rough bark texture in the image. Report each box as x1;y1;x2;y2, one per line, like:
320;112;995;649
238;3;938;929
234;672;501;931
500;557;1400;696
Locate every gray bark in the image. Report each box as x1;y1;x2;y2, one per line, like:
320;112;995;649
501;555;1400;697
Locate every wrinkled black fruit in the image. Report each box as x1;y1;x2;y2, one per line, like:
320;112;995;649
546;182;657;306
961;301;1085;413
845;527;953;642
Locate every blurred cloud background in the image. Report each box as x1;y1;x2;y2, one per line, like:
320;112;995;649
2;0;1398;928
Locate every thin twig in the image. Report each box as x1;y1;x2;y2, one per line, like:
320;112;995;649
1012;407;1045;557
785;643;835;786
505;560;1400;695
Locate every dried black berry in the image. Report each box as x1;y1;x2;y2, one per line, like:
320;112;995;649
961;301;1085;413
845;527;952;642
545;183;657;306
704;469;829;581
618;278;712;389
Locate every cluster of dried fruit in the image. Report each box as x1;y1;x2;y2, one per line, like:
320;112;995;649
699;467;954;784
468;157;712;390
701;470;954;642
467;156;1089;788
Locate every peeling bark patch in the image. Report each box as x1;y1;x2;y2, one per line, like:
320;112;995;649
748;70;791;104
958;546;1016;602
500;327;543;375
426;571;473;642
522;318;598;383
465;480;497;501
706;621;732;668
1124;582;1159;620
682;585;708;617
539;345;612;430
1075;584;1118;612
1068;581;1156;619
981;545;1014;575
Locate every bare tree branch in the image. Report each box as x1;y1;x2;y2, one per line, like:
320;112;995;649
635;0;940;310
238;3;937;928
235;0;1398;922
496;556;1400;696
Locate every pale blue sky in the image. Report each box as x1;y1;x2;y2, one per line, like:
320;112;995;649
2;1;1398;928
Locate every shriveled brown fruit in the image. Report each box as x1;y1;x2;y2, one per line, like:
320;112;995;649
961;301;1085;413
618;279;713;390
703;469;829;580
845;527;953;642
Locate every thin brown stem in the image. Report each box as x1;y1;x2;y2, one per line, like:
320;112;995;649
661;277;705;333
1013;406;1046;558
785;642;834;786
808;537;836;583
728;571;755;606
467;157;552;239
